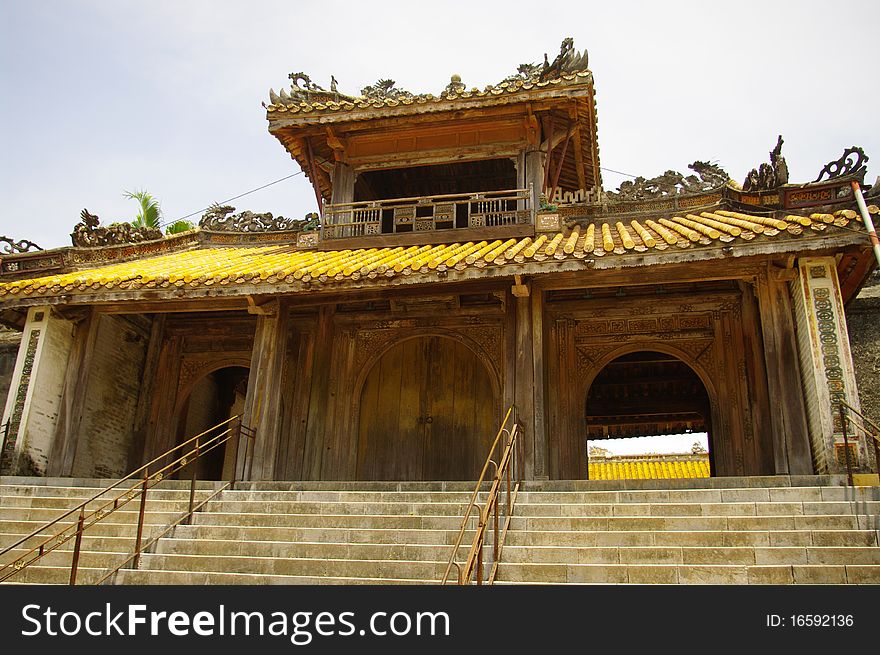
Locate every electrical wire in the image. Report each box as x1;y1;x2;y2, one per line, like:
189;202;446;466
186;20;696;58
158;171;305;228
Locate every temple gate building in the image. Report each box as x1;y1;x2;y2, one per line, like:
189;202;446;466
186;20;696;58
1;40;878;487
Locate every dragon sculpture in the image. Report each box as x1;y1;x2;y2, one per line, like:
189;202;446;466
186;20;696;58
606;161;730;201
71;209;163;248
743;136;789;192
199;204;320;232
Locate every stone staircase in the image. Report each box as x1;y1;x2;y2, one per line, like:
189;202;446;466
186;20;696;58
1;475;879;584
497;476;880;584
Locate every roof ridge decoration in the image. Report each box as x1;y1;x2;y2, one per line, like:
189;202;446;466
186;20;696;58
814;146;869;183
198;204;320;233
265;38;590;111
71;209;163;248
1;237;42;254
605;161;729;202
743;135;789;192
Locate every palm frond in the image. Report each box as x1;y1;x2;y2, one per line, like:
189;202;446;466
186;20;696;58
124;189;162;229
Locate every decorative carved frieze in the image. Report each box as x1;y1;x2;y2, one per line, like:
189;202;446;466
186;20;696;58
199;205;320;233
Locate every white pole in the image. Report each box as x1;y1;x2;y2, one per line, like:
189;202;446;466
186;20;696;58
851;180;880;268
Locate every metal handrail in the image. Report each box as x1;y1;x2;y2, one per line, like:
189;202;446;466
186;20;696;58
441;406;522;585
837;400;880;485
0;416;256;584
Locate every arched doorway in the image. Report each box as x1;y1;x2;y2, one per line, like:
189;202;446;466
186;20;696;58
176;366;249;480
585;351;714;479
356;335;497;480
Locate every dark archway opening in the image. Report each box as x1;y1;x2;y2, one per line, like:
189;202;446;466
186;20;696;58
585;351;714;480
176;366;249;480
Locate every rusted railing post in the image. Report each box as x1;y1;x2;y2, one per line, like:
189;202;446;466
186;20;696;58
493;497;500;563
187;435;200;521
839;404;854;486
132;470;150;568
68;507;86;585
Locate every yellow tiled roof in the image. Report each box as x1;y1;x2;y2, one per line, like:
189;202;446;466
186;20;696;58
0;208;867;300
589;459;711;480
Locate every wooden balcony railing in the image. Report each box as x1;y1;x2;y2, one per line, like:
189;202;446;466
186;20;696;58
321;187;534;241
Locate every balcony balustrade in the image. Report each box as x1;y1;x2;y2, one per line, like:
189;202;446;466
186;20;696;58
321;187;534;241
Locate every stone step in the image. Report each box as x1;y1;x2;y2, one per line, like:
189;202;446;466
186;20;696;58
214;490;486;503
0;494;211;512
494;562;880;584
155;538;455;562
0;506;189;525
200;499;475;516
1;547;136;574
2;565;111;585
509;500;880;517
519;475;846;491
136;552;448;580
172;523;474;545
509;514;869;531
0;519;167;541
190;511;468;530
499;545;880;566
516;486;880;504
112;568;433;585
504;529;879;548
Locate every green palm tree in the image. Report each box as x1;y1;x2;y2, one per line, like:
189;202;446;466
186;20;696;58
124;189;162;229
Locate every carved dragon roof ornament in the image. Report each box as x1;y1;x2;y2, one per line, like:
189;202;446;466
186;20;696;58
605;161;729;201
71;209;163;248
742;135;789;192
266;38;590;109
0;236;42;254
198;204;320;233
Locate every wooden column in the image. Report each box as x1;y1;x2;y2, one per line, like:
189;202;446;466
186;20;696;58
755;264;813;474
128;314;165;471
531;288;548;479
512;281;535;478
303;305;335;480
47;308;99;477
331;163;355;205
144;334;183;464
243;299;289;481
525;149;545;200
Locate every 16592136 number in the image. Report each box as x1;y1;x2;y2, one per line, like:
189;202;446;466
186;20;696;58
790;615;853;627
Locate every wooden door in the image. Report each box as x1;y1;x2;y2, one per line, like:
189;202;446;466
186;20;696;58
357;336;496;480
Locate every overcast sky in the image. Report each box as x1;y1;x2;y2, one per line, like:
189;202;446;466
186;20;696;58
2;1;878;249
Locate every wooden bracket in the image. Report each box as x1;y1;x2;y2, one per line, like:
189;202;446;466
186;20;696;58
511;274;530;298
770;266;798;282
247;296;279;316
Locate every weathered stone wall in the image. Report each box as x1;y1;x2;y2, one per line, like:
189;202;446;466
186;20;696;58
73;315;148;478
845;270;880;442
0;327;21;423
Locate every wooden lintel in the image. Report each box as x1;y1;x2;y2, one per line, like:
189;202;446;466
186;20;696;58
247;295;279;316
